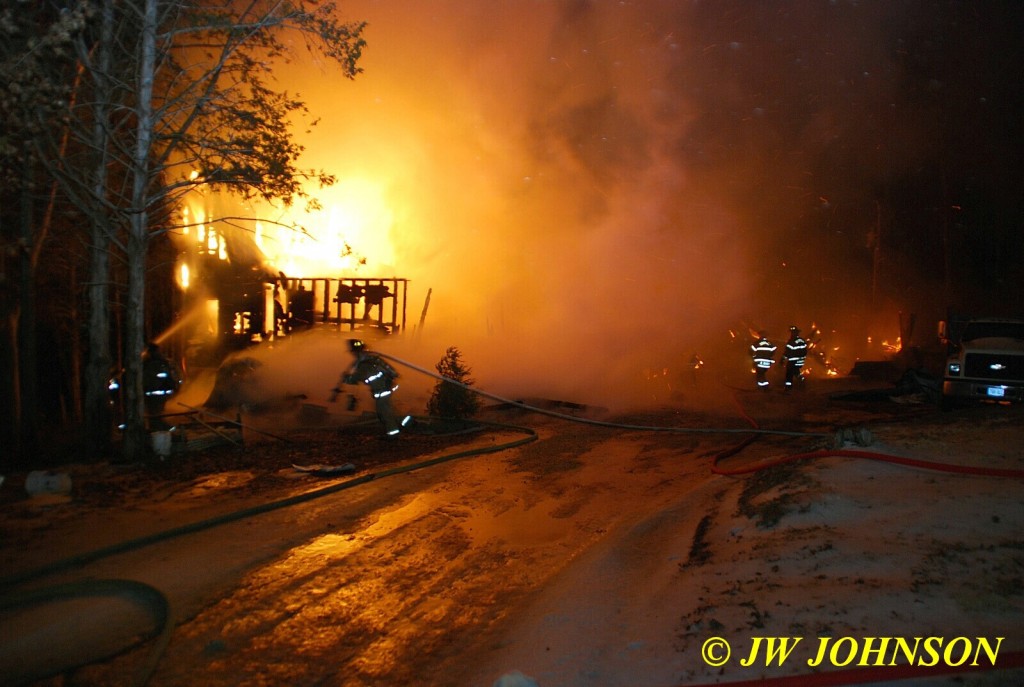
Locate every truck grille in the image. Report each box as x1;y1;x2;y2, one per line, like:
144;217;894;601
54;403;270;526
964;353;1024;382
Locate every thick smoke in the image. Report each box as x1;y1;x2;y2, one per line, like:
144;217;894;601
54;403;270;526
199;1;1016;412
259;1;755;410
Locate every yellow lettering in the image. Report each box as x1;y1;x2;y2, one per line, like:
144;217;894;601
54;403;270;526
807;637;831;667
944;637;971;667
920;636;942;666
741;637;802;667
858;637;891;666
973;637;1003;666
739;637;764;667
891;636;921;665
829;637;858;667
764;637;802;666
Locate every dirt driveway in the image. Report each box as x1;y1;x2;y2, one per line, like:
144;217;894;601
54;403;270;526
1;383;1022;687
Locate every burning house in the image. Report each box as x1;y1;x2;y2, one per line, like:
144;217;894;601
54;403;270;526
172;216;409;370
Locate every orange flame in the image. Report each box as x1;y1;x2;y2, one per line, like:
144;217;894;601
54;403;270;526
179;176;399;279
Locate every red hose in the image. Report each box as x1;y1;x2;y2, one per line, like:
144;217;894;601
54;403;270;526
679;649;1024;686
717;389;1024;479
713;446;1024;479
697;443;1024;687
695;397;1024;685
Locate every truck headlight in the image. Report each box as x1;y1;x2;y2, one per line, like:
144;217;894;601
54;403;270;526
947;362;961;375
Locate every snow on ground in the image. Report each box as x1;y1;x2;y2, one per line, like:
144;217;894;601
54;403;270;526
1;392;1022;687
472;404;1024;687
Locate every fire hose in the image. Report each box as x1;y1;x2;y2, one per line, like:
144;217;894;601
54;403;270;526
5;355;1022;686
378;352;835;440
381;347;1024;482
380;352;1024;686
0;420;538;686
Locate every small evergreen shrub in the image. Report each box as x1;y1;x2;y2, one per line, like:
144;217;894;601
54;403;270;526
426;346;481;419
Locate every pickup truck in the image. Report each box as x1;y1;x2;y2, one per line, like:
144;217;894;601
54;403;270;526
938;317;1024;410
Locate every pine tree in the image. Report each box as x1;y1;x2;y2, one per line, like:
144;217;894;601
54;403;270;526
426;347;481;420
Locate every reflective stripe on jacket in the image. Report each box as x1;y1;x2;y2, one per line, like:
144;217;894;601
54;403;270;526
785;337;808;362
751;338;777;364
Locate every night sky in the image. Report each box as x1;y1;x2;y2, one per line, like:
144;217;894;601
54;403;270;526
672;1;1024;315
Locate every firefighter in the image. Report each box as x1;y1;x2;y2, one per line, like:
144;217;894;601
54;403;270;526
331;339;412;437
142;342;181;426
783;325;808;389
750;332;777;389
689;352;704;387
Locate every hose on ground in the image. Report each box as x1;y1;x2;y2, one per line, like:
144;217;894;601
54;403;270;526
0;419;538;685
713;445;1024;479
380;352;831;439
384;352;1024;685
0;578;172;687
385;351;1024;480
7;352;1021;686
1;421;536;589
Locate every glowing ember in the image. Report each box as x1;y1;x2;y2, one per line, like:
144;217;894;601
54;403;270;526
881;337;903;353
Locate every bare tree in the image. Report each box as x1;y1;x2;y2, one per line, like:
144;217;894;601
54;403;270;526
32;0;366;463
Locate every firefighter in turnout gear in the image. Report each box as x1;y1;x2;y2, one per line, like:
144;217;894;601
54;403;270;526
332;339;412;437
689;352;704;387
142;342;182;428
783;326;809;389
750;332;777;389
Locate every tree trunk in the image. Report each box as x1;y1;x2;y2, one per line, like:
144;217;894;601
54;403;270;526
63;264;83;425
0;309;20;472
121;0;159;463
82;0;115;460
84;227;113;458
18;182;40;461
123;223;148;463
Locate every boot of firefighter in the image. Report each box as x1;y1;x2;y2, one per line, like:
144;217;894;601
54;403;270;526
375;396;402;438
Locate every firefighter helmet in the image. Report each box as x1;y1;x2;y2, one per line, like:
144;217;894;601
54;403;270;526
790;325;800;334
348;338;366;353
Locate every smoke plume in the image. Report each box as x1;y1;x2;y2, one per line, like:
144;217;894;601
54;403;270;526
194;1;1020;411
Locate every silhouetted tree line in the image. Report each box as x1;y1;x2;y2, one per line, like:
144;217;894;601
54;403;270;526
0;1;366;470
